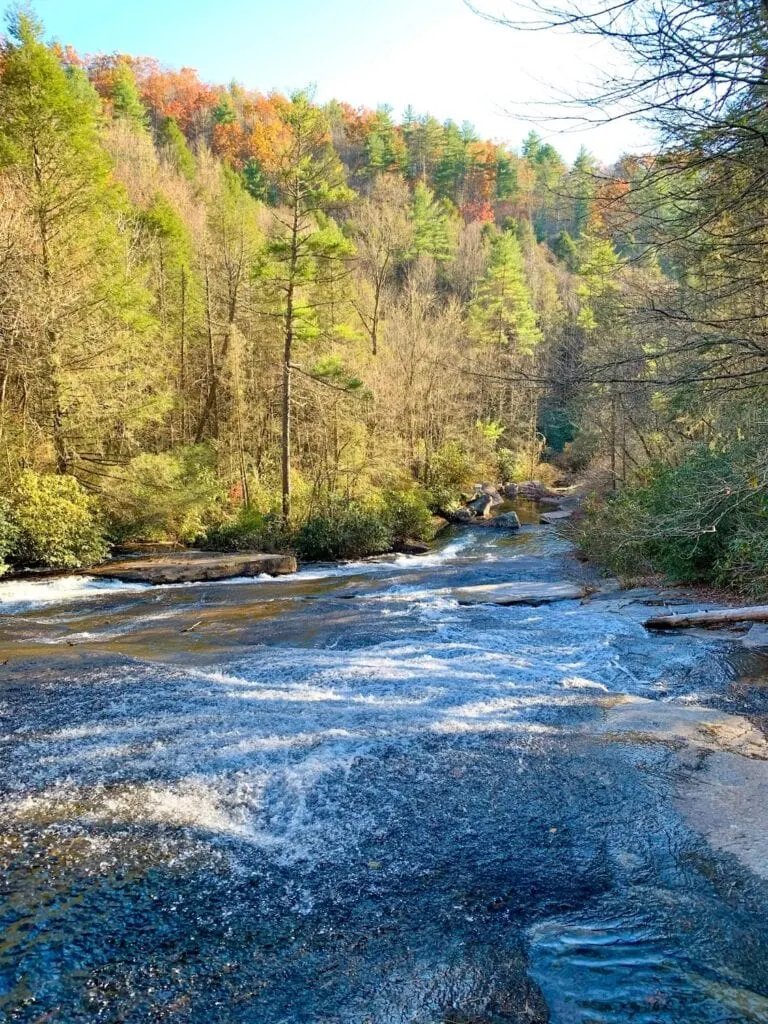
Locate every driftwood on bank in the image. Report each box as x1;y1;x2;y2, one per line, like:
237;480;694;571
644;605;768;630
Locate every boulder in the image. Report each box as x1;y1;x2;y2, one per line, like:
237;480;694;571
490;512;521;530
540;510;572;524
91;551;297;585
742;623;768;649
112;541;186;556
502;482;518;500
518;480;557;501
394;538;431;555
467;492;493;518
475;483;503;506
452;507;475;523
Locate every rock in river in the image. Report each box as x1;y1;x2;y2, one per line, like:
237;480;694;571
90;550;297;585
452;507;475;523
490;512;521;530
540;510;572;524
394;538;431;555
451;581;587;605
467;492;494;518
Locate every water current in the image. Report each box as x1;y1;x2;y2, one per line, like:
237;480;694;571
2;520;768;1022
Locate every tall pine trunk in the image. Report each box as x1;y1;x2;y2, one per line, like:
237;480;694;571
281;188;300;522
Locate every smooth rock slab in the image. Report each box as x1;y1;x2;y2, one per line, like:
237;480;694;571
91;551;297;585
742;623;768;649
451;581;587;606
596;695;768;760
540;510;573;524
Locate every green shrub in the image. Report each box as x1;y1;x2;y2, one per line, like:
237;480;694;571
576;442;768;593
425;440;474;513
295;499;391;561
380;487;435;543
10;471;108;569
0;498;19;577
538;408;577;453
203;506;293;553
717;525;768;600
576;491;654;579
556;428;601;474
104;447;224;543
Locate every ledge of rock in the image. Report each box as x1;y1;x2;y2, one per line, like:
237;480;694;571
596;695;768;760
540;510;573;524
451;581;587;605
90;551;297;585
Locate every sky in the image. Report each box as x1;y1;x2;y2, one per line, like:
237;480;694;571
34;0;650;164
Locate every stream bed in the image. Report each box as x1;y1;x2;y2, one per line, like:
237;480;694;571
2;522;768;1022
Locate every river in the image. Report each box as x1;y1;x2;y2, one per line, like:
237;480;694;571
2;520;768;1022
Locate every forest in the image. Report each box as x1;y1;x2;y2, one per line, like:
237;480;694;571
1;2;766;595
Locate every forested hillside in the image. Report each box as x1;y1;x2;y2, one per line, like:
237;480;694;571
2;4;766;593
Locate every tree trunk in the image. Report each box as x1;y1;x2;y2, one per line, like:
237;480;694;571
281;188;300;522
179;266;186;442
195;263;219;443
282;310;293;520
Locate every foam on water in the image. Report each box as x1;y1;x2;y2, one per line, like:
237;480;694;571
0;573;151;612
0;533;475;614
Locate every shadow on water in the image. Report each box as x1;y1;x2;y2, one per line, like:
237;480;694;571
2;524;768;1021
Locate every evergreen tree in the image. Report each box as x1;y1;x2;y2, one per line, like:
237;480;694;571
140;194;198;442
410;181;455;263
469;229;540;353
569;147;597;238
111;63;149;130
364;106;406;175
158;116;196;180
434;120;470;203
0;11;158;478
259;91;355;519
212;94;236;125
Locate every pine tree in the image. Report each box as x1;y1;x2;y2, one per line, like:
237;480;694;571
158;116;196;180
469;229;540;353
111;63;149;130
0;11;157;478
258;92;355;519
569;147;598;238
410;182;455;263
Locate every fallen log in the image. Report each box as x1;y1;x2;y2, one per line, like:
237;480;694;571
644;605;768;630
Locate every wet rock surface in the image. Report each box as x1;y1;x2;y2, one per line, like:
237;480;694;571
1;520;768;1022
490;511;521;530
452;580;587;605
89;550;297;584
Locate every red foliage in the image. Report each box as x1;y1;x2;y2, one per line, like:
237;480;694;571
212;120;247;167
139;64;218;134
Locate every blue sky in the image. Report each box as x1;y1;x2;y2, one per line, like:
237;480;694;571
34;0;648;163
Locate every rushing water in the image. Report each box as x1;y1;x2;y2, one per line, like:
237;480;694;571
2;522;768;1023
